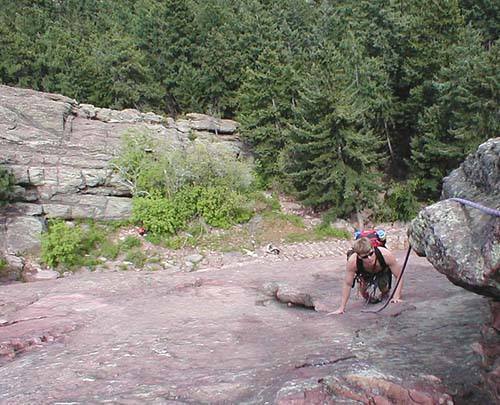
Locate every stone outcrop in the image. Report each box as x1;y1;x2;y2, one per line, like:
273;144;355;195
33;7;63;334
408;137;499;298
408;137;500;403
0;85;242;258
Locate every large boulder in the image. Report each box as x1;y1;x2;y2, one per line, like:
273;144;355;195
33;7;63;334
0;85;246;259
408;137;499;298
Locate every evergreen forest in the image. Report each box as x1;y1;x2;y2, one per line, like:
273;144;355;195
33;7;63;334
1;0;498;220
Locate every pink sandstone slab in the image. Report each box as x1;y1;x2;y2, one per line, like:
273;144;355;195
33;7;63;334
0;252;491;403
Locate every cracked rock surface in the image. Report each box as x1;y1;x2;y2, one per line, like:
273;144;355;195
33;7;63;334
0;251;491;403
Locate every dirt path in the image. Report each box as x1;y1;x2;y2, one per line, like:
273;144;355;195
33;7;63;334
123;223;410;273
0;250;490;404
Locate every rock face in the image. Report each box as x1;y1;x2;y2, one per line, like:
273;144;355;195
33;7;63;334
0;85;242;257
408;137;499;298
408;137;500;403
0;252;491;403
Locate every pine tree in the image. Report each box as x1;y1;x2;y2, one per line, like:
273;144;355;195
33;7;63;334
282;33;390;218
237;48;299;180
410;27;499;197
459;0;499;46
398;0;464;180
84;30;159;110
131;0;198;115
0;1;53;89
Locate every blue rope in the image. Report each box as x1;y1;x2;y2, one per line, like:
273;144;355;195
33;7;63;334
450;198;500;217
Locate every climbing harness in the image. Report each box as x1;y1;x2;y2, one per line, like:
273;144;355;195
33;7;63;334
355;247;392;305
361;244;412;313
361;197;499;314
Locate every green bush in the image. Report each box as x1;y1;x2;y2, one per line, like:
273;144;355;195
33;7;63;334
41;220;109;268
384;181;420;222
112;131;166;196
0;166;15;205
197;186;252;228
0;257;7;272
133;185;252;236
116;131;258;238
79;222;106;251
98;240;121;260
113;130;254;197
41;221;86;268
182;142;253;191
132;194;187;236
172;186;203;220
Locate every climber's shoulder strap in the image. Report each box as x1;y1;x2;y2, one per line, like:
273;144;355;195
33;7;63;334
374;247;387;270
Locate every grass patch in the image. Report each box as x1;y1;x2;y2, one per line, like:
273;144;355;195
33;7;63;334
120;236;142;251
197;229;255;253
313;224;351;240
125;248;147;268
185;209;350;252
98;240;121;260
262;211;304;227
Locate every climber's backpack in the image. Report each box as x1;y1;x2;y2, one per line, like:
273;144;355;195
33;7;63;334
355;229;386;248
346;229;387;260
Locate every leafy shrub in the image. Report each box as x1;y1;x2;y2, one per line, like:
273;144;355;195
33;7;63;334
79;222;106;251
113;130;254;197
133;185;252;236
111;131;166;196
0;257;7;272
172;186;202;220
0;166;15;205
197;186;252;228
132;194;188;236
41;220;109;268
384;181;420;221
116;131;258;237
144;233;164;245
182;142;253;191
41;221;86;268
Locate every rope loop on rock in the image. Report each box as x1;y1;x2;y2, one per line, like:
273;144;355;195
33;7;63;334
450;198;500;217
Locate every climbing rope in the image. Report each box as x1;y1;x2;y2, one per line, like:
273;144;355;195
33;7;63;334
450;197;500;217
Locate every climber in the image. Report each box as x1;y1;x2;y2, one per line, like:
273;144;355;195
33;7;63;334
330;237;404;314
